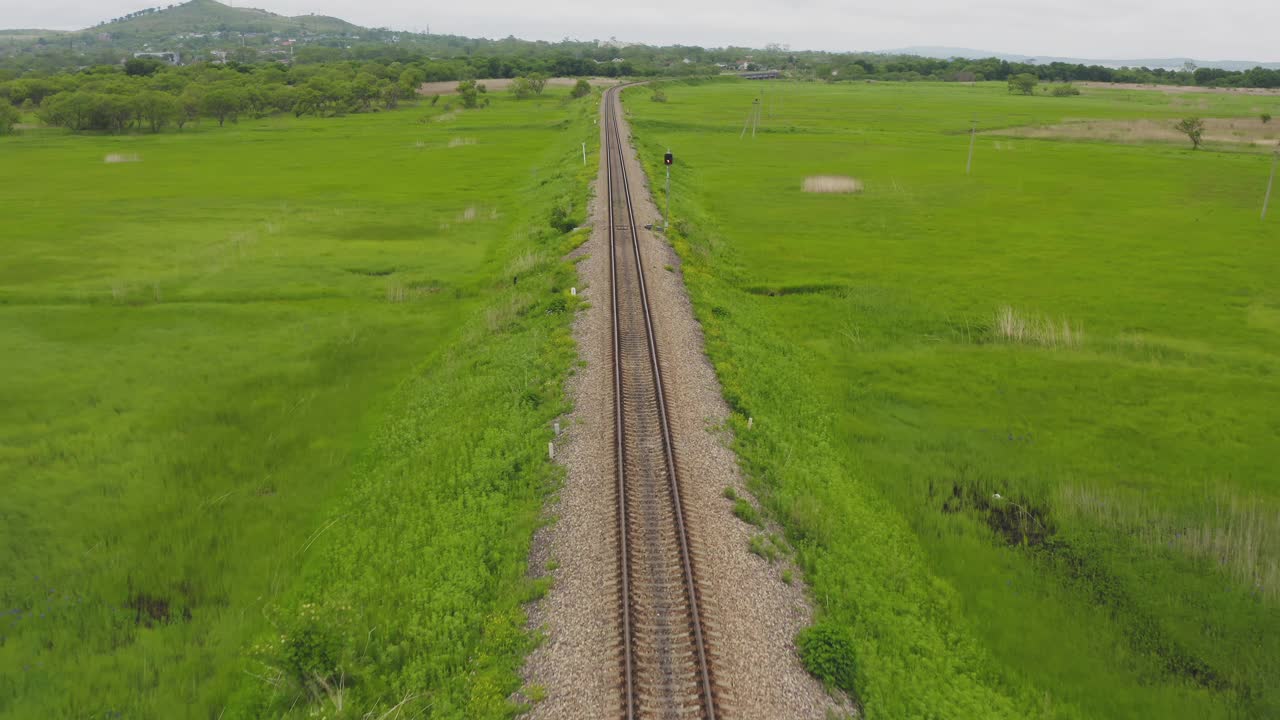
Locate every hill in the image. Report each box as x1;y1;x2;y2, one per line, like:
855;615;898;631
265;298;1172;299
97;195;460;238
89;0;361;39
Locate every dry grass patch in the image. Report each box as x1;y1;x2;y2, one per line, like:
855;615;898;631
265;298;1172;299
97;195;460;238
1058;484;1280;602
995;306;1082;348
802;175;863;194
999;117;1280;146
447;137;477;148
104;153;141;163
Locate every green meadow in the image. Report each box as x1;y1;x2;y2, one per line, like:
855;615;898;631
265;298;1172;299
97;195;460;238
624;79;1280;718
1;90;595;718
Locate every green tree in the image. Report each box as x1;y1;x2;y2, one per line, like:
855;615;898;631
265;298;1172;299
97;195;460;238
40;91;97;131
124;57;164;77
177;88;202;130
201;88;245;127
379;80;403;110
1175;116;1205;149
528;72;548;95
508;76;535;99
351;73;379;111
132;90;178;132
398;68;423;98
1008;73;1038;95
0;102;19;135
101;94;134;133
1263;113;1273;124
456;79;485;109
570;78;592;99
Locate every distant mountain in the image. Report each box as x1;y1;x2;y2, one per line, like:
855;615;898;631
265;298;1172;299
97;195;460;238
884;46;1280;71
88;0;361;38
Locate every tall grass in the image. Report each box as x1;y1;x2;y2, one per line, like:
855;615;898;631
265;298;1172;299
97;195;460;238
994;306;1082;348
0;88;599;719
1058;484;1280;601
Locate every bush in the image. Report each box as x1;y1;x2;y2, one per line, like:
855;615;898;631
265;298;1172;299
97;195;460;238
1007;73;1038;95
797;623;859;697
549;203;577;233
651;89;668;103
571;78;592;99
1175;116;1205;149
509;76;536;100
1263;113;1273;124
1051;83;1081;97
0;102;18;135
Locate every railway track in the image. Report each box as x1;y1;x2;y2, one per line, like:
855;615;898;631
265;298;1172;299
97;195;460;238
603;86;720;720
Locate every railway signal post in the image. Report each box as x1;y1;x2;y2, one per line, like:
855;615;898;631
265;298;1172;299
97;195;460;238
663;150;674;231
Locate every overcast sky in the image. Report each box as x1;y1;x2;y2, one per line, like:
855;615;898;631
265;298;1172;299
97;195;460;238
3;0;1277;61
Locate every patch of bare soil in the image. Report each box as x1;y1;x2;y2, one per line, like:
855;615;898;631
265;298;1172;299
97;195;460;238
997;117;1280;147
417;77;620;96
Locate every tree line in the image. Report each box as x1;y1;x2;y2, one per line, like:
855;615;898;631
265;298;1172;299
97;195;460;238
5;29;1280;90
0;59;546;134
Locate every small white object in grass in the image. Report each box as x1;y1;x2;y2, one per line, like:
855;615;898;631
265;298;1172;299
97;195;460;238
571;287;577;296
104;153;141;164
554;421;561;436
802;175;862;194
993;493;1003;500
548;442;555;459
747;417;754;430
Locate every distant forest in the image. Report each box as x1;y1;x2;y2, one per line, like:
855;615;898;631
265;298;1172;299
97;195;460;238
5;29;1280;136
3;26;1280;89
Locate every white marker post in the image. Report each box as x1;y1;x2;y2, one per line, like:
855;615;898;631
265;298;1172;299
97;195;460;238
582;142;587;166
966;119;977;175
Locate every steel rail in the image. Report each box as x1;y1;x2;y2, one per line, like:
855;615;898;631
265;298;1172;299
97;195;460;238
603;85;717;720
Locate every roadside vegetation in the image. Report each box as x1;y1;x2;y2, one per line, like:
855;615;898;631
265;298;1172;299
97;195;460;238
0;86;598;719
624;78;1279;719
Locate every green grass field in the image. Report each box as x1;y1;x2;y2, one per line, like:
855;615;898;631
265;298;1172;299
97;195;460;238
623;79;1280;719
1;90;596;718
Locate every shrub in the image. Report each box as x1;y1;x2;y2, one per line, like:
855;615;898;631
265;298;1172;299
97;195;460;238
1051;83;1081;97
797;623;859;697
1007;73;1038;95
0;102;18;135
1263;113;1272;124
1175;116;1205;149
549;203;577;233
651;89;668;103
570;78;592;99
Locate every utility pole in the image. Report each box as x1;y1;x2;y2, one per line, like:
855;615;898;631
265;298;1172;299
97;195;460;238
752;97;761;138
1264;146;1279;220
966;118;977;175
